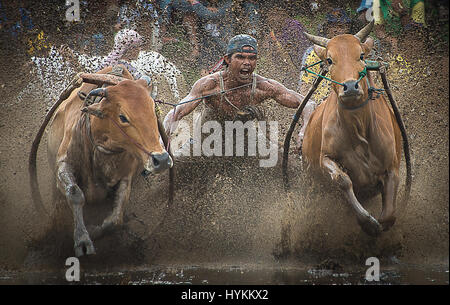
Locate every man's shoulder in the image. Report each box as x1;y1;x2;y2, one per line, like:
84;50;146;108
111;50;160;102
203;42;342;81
203;71;221;81
192;72;220;92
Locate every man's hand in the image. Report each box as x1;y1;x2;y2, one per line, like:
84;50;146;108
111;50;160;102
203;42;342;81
163;108;178;137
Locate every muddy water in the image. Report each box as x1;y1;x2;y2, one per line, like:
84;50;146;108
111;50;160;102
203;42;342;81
1;24;448;289
1;263;448;285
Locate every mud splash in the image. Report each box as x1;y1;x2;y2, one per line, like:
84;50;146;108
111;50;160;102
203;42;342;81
0;0;448;287
0;262;448;285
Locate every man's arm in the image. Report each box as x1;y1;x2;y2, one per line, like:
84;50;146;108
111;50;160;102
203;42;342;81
262;78;303;108
165;75;217;134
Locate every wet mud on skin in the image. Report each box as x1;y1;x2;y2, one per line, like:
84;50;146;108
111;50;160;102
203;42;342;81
0;0;448;285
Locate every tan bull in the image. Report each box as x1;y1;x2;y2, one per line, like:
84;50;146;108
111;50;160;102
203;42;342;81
29;65;173;256
301;22;404;236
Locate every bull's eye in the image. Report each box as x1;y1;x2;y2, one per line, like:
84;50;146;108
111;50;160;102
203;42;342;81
119;114;129;123
360;53;365;60
327;58;333;65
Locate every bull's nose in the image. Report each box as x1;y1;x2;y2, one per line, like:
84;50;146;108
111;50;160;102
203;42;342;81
151;151;173;172
342;80;361;96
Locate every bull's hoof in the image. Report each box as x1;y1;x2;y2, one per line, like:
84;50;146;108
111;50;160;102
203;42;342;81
74;234;96;257
358;215;383;237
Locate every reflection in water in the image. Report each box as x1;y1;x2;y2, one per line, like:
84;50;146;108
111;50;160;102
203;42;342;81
0;263;448;285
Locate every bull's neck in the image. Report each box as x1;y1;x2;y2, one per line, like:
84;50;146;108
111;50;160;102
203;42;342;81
334;89;372;143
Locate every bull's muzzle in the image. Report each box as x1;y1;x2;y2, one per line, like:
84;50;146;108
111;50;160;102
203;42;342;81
141;151;173;176
340;80;363;99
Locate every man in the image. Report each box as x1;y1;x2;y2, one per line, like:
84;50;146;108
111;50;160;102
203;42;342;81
164;34;304;158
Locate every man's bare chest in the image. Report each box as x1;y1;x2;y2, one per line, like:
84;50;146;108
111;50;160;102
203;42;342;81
205;87;261;112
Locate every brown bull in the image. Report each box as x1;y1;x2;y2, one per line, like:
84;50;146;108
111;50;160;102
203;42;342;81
301;22;404;236
29;65;173;256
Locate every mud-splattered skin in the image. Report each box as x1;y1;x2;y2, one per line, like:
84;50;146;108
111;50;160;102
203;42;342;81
165;48;304;132
302;23;402;237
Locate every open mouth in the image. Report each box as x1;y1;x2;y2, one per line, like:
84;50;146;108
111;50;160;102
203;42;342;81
239;69;251;79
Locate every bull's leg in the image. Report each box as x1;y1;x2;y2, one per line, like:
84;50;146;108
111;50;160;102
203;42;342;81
88;179;131;240
56;161;95;256
379;170;399;231
322;156;383;237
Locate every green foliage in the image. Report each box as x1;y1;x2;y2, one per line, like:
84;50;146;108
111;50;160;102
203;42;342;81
345;3;358;19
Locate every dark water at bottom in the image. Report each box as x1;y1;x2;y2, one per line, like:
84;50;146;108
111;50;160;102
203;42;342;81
1;262;448;285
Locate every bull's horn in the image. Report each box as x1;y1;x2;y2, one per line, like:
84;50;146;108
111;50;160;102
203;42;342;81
80;73;128;86
87;87;107;97
354;20;374;42
304;32;330;48
84;87;108;105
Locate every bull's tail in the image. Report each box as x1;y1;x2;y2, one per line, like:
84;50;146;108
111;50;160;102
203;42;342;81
28;73;83;217
380;69;412;201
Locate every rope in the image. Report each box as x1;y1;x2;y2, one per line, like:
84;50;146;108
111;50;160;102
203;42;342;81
154;79;265;109
302;63;346;87
357;66;368;82
154;79;260;152
302;60;387;110
302;60;385;96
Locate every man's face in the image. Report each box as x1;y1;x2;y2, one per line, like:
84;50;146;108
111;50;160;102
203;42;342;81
226;47;257;82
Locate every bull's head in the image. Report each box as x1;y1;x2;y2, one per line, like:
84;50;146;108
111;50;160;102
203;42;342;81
83;78;173;175
304;21;375;108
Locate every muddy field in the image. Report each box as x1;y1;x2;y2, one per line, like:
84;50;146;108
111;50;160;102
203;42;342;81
0;0;448;285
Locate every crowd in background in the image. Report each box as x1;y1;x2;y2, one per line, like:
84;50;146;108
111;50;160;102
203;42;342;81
1;0;448;83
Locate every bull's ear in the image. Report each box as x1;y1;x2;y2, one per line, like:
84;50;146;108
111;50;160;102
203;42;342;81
81;103;105;118
313;45;326;60
362;37;374;54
